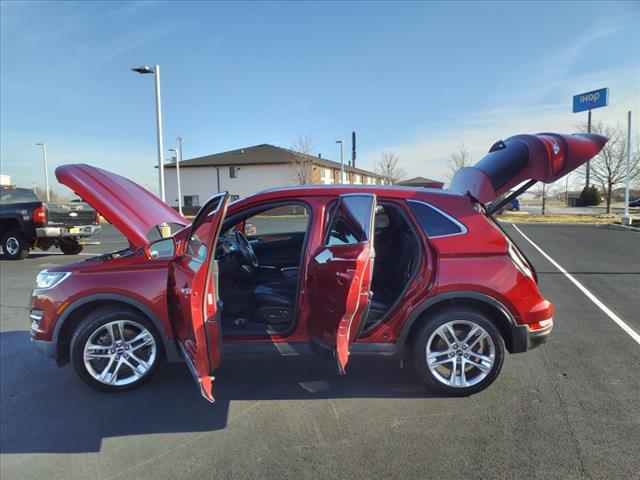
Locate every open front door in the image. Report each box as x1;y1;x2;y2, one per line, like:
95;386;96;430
171;193;228;402
308;194;376;374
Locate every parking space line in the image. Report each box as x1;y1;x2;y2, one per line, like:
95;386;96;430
512;224;640;345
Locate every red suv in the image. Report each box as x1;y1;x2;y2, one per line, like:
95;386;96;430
29;133;606;401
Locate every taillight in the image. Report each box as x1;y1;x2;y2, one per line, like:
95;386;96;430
95;211;101;224
33;205;47;224
528;319;553;331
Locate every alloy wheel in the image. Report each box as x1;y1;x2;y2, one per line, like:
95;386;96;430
5;237;19;256
83;320;157;386
425;319;496;388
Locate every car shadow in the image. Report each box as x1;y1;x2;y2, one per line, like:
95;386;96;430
0;331;436;454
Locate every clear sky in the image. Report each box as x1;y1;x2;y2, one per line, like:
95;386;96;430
1;1;639;194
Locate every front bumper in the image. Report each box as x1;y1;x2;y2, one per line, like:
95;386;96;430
32;337;57;358
36;225;101;238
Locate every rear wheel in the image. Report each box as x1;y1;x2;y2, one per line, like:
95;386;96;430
2;230;29;260
412;308;505;396
60;240;83;255
70;307;163;392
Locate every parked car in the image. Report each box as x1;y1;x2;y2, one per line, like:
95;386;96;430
0;186;101;260
629;198;640;207
29;133;606;401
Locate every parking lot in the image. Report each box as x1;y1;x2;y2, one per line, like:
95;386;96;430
1;223;638;480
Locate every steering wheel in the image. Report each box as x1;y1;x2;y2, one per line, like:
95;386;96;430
234;230;259;268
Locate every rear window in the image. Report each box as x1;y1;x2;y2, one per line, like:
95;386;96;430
408;201;465;238
474;141;529;190
0;188;39;204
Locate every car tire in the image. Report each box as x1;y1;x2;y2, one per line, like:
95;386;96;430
70;307;163;392
412;308;505;396
2;230;29;260
60;241;83;255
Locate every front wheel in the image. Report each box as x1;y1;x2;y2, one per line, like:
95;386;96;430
412;308;505;396
70;307;163;392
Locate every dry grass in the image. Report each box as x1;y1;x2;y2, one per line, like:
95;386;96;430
497;213;618;224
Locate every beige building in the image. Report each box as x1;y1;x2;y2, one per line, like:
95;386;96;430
164;144;387;209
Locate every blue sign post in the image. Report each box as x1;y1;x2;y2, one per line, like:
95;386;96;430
573;88;609;113
573;87;608;187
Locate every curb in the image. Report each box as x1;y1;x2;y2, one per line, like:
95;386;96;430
606;223;640;232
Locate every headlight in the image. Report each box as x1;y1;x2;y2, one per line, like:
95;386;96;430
35;271;70;289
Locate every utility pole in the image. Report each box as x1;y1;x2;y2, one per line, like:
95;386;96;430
586;109;591;188
168;146;183;216
36;143;50;201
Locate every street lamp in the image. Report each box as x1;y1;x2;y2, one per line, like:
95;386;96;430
131;64;165;201
168;147;183;215
35;143;50;201
335;140;345;183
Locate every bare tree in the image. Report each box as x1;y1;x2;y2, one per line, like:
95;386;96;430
289;134;315;185
576;122;640;213
448;141;472;179
375;152;406;185
34;187;68;203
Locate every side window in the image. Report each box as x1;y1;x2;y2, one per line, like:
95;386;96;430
374;205;390;229
184;195;200;207
244;204;309;236
229;167;237;179
408;201;465;238
185;196;225;270
325;195;374;246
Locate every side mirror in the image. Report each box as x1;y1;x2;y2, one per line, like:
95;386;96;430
147;237;176;260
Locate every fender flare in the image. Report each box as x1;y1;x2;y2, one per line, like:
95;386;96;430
396;290;518;352
52;293;181;362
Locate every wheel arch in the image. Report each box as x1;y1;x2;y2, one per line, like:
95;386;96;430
54;293;179;365
1;217;22;237
398;291;520;355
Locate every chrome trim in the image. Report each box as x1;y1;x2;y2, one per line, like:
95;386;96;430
406;199;468;238
36;225;101;238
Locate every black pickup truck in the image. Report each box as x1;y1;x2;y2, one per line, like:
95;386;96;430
0;186;101;260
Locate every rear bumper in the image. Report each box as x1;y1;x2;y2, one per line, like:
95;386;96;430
511;319;553;353
36;225;101;238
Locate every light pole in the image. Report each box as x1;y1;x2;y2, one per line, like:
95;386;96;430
35;143;50;201
168;147;183;215
131;65;165;201
335;140;344;183
622;111;632;226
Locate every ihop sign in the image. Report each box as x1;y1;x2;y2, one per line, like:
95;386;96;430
573;88;609;113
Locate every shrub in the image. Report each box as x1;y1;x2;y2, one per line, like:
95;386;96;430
577;186;602;206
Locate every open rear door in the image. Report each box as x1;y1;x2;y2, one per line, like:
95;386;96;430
307;194;376;374
449;133;608;209
171;193;228;402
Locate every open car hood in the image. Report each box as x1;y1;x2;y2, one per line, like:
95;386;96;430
449;133;607;204
56;164;187;247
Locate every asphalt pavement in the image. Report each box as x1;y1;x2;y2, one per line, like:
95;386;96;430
1;223;639;480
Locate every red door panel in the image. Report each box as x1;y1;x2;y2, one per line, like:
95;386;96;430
307;194;376;374
170;193;228;402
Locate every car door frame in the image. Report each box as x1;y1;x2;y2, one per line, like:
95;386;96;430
173;192;229;403
306;192;377;374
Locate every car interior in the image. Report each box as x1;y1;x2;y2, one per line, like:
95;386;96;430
215;200;420;337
